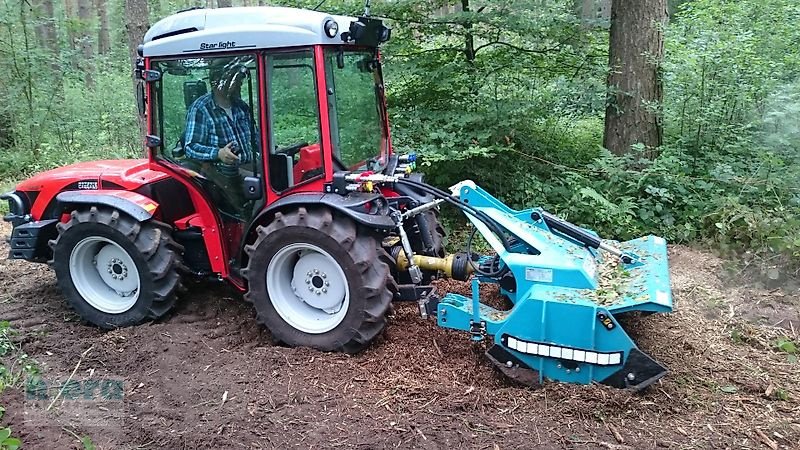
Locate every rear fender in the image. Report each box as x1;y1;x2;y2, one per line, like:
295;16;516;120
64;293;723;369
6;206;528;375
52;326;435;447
55;190;160;222
242;192;396;262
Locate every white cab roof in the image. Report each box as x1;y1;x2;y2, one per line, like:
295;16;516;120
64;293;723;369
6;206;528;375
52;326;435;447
142;7;356;58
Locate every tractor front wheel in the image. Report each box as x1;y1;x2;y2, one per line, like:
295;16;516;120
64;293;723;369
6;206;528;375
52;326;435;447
243;207;394;353
50;207;183;329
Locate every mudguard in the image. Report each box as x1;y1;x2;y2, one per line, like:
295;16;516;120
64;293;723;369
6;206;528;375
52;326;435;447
248;192;396;235
56;190;160;222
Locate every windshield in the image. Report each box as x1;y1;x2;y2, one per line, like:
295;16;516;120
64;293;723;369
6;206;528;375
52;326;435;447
324;48;389;172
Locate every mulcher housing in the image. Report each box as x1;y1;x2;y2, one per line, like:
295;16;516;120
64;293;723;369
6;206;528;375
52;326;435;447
435;182;673;389
1;6;674;390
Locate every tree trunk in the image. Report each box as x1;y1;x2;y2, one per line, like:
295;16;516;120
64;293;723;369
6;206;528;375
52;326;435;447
125;0;148;140
96;0;111;55
461;0;474;63
32;0;57;52
77;0;94;87
603;0;667;157
0;75;14;150
217;0;232;7
64;0;78;52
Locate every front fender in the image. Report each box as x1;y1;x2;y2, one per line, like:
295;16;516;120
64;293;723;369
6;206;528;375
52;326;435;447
56;190;160;222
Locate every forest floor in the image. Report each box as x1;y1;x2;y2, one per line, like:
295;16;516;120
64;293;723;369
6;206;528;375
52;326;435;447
0;221;799;449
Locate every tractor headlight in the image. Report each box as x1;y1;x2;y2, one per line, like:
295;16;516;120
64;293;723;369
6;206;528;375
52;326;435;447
324;19;339;38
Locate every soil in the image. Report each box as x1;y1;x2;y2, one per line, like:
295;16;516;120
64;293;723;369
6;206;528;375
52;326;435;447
0;221;799;449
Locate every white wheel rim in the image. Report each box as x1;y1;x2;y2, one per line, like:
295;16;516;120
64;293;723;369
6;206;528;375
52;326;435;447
266;243;350;334
69;237;141;314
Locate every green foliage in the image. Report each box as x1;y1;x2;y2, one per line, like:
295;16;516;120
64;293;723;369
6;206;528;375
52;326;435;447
0;322;32;450
774;337;797;355
0;0;797;268
0;428;21;450
377;0;799;267
774;388;790;401
0;321;40;392
80;435;96;450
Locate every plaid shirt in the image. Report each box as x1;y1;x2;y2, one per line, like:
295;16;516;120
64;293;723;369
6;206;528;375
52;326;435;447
183;93;255;177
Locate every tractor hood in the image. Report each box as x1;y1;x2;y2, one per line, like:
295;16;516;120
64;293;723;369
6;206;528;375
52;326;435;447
15;159;170;220
16;159;169;193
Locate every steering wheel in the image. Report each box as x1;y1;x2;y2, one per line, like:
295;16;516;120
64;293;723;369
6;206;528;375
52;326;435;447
275;142;309;157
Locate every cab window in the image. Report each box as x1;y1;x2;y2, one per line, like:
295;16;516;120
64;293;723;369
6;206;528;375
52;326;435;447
266;50;323;192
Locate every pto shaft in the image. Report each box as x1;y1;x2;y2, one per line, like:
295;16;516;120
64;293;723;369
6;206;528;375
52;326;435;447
393;249;473;281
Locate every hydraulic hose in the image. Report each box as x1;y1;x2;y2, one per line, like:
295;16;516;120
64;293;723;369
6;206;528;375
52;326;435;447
394;178;510;278
395;178;509;248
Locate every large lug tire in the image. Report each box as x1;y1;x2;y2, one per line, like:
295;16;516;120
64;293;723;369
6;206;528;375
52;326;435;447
49;206;183;329
243;206;394;354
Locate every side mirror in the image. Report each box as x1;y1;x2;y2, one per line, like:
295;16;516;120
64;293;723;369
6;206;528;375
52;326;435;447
135;81;146;116
243;176;263;201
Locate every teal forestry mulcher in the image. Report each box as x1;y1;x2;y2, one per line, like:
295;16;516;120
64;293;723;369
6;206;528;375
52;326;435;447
1;5;673;390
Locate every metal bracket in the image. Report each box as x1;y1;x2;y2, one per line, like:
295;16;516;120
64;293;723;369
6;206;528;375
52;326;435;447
139;69;162;82
469;319;487;341
417;290;439;320
145;135;161;148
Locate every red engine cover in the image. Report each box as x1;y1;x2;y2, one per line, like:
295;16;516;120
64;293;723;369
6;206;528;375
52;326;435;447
17;159;169;220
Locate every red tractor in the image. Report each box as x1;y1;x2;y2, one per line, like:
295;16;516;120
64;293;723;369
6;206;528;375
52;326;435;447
3;6;675;389
2;7;442;353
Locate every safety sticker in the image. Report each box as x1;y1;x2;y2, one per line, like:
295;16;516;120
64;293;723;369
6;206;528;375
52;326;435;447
525;267;553;283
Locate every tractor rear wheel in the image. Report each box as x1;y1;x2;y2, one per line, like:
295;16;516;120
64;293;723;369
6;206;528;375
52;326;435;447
243;206;394;353
418;209;446;257
50;207;183;329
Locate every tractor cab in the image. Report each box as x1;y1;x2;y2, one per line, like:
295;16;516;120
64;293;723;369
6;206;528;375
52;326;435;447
138;7;393;277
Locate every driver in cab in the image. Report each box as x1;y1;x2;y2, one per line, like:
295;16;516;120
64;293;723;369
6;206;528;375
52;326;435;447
183;58;256;212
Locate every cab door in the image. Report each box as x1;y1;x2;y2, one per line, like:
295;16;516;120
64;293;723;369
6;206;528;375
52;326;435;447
263;49;326;199
148;53;265;277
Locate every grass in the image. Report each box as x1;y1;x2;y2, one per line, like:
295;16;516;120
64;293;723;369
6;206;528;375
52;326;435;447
0;321;33;450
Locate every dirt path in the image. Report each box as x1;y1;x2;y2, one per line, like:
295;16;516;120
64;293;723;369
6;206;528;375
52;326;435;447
0;222;798;449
